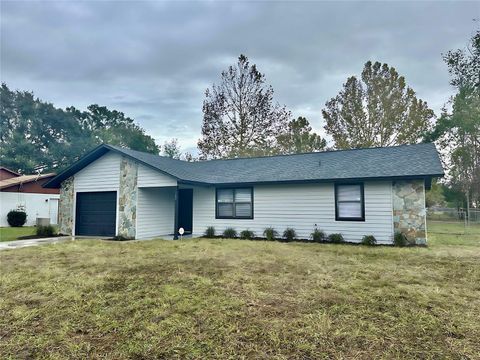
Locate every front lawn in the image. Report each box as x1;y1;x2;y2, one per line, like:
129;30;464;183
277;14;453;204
0;226;36;242
0;222;479;358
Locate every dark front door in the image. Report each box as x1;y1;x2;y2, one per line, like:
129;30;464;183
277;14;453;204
75;192;117;236
178;189;193;233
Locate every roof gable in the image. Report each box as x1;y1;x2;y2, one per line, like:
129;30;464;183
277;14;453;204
0;167;20;180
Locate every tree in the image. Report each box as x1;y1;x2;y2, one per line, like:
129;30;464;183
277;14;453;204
80;104;159;154
198;54;291;159
0;84;92;173
322;61;434;149
162;138;182;159
0;83;160;173
428;30;480;209
276;117;327;154
425;180;446;208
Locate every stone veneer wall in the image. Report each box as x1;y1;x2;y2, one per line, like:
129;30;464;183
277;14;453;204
392;179;427;245
58;176;74;235
118;156;138;239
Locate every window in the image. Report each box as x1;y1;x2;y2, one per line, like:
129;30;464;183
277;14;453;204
216;188;253;219
335;183;365;221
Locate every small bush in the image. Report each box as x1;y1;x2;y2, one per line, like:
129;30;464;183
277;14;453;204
7;210;27;227
311;228;327;242
263;227;278;241
328;233;345;243
222;227;237;238
204;226;216;238
283;228;297;242
393;232;409;247
36;225;57;237
361;235;377;246
240;229;255;240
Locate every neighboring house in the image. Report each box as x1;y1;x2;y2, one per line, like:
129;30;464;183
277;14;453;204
44;143;443;245
0;167;21;181
0;168;60;227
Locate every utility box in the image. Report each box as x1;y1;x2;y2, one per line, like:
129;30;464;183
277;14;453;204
36;218;50;226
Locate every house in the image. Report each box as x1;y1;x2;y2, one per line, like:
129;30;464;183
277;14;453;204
43;143;443;244
0;168;60;226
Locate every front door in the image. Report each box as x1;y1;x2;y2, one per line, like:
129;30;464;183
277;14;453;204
178;189;193;233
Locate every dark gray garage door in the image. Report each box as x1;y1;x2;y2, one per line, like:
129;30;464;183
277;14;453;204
75;192;117;236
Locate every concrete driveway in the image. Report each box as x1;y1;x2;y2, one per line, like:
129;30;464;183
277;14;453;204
0;236;73;251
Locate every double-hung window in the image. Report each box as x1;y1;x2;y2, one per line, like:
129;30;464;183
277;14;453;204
335;183;365;221
216;188;253;219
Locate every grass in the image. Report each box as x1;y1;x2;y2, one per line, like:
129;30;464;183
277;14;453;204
0;226;36;242
427;221;480;246
0;222;479;359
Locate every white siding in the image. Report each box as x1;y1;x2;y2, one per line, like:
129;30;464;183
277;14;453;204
74;152;121;192
192;182;394;244
0;192;60;226
137;164;177;187
72;151;121;236
136;187;175;239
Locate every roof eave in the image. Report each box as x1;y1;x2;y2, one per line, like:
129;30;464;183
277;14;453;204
208;173;444;187
43;144;110;188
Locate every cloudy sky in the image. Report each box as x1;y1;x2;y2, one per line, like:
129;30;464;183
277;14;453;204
1;1;478;154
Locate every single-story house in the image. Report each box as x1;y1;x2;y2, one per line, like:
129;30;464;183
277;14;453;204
0;168;60;226
44;143;443;245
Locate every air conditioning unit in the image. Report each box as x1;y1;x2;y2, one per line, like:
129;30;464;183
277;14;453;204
36;218;50;226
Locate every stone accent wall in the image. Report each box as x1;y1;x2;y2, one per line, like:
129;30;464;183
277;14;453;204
118;156;138;239
58;176;74;235
392;180;427;245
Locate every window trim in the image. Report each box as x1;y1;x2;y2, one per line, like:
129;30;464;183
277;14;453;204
215;187;254;220
334;183;365;222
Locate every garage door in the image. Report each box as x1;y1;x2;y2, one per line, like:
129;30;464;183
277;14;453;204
75;192;117;236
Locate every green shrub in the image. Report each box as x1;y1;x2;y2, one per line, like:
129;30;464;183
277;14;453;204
393;232;409;247
361;235;377;246
222;227;237;238
311;228;326;242
328;233;345;243
283;228;297;242
36;225;57;237
240;229;255;240
204;226;216;238
263;227;278;241
7;210;27;227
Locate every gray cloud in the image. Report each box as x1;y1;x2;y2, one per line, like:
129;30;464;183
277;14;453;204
1;0;478;152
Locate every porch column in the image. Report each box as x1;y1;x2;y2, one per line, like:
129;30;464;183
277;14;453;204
173;186;179;240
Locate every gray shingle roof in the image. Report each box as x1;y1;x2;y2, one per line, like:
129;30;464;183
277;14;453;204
107;142;444;185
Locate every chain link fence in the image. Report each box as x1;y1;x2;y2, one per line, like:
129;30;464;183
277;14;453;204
427;207;480;224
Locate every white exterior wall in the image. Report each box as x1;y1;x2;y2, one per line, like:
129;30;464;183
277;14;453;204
0;192;60;226
74;152;121;192
136;187;175;239
67;151;178;239
73;151;122;236
137;164;177;187
192;181;394;244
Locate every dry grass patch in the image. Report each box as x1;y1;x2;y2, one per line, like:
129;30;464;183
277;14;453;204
0;222;479;359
